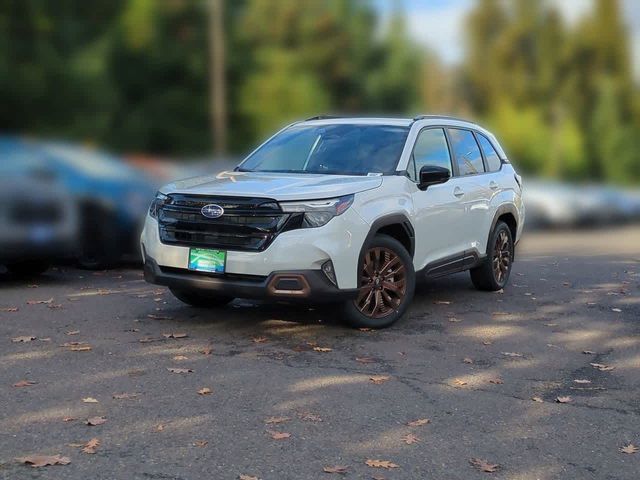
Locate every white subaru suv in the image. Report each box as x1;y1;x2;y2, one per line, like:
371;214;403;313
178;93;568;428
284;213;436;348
141;116;524;328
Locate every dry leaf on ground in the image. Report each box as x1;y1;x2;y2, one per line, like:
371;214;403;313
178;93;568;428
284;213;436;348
489;378;504;384
323;465;349;474
620;444;638;454
501;352;523;358
173;355;188;361
582;350;596;354
365;459;399;469
355;356;376;363
239;475;259;480
113;393;138;399
13;380;36;387
453;378;468;386
556;396;572;403
252;336;268;343
86;416;106;426
26;298;53;305
16;454;70;467
167;368;193;374
65;330;80;336
82;397;98;403
82;438;100;454
370;375;390;384
193;440;208;447
198;387;212;395
200;346;213;355
12;336;36;343
531;396;544;403
264;416;290;424
590;363;615;371
574;379;591;384
147;313;173;320
403;433;419;444
469;458;500;473
313;346;332;352
1;307;18;312
407;418;430;427
267;430;291;440
463;357;474;364
162;332;188;339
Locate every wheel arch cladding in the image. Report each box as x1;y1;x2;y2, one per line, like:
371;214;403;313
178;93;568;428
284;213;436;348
366;215;415;258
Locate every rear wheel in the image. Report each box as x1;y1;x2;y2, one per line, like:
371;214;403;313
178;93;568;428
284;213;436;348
470;221;514;291
169;288;234;308
6;260;50;277
341;235;415;329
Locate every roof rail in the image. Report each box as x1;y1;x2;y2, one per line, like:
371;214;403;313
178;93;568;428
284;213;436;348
413;114;476;123
304;115;345;121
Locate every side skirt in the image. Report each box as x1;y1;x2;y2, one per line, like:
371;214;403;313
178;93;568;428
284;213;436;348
421;250;484;278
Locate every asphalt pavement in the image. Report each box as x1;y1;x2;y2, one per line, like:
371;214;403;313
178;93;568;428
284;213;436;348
1;227;639;479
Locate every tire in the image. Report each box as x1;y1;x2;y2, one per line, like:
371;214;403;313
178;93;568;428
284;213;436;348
470;221;514;291
6;260;50;277
341;234;415;329
169;288;234;308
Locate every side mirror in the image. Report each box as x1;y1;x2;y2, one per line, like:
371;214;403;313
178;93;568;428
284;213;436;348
418;165;451;190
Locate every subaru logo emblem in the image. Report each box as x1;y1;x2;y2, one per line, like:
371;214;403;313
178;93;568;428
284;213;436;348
201;204;224;219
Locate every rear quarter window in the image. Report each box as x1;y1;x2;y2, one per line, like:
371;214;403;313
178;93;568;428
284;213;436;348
477;134;502;172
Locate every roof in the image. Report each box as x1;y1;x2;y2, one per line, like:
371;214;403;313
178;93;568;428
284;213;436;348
301;114;479;128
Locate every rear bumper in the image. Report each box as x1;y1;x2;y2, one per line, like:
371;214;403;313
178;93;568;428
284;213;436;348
143;255;358;303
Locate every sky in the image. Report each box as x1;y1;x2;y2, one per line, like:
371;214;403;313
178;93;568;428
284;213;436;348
376;0;640;78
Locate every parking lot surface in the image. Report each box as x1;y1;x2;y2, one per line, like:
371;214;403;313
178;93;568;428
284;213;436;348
1;227;639;479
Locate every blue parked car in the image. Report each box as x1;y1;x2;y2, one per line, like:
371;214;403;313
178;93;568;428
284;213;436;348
0;136;156;269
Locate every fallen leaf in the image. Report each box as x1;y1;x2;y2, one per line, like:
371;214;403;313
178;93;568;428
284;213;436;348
86;416;106;426
531;396;544;402
501;352;523;358
252;336;268;343
556;396;572;403
13;380;36;387
358;327;373;332
582;350;596;355
167;368;193;374
370;375;390;384
267;430;291;440
298;412;322;422
482;340;493;345
82;397;98;403
147;314;173;320
265;416;290;424
469;458;500;473
112;393;138;399
611;308;622;313
453;378;468;386
173;355;188;361
162;332;188;339
16;454;70;467
590;363;615;371
1;307;18;312
60;341;89;347
26;298;53;305
156;424;165;432
620;444;638;454
65;330;80;336
574;379;591;384
463;357;474;364
82;438;100;454
448;317;462;322
313;346;332;352
239;475;259;480
403;433;419;444
489;378;504;384
407;418;430;427
12;336;36;343
365;459;399;469
63;417;75;422
200;346;213;355
193;440;208;447
355;356;376;364
198;387;212;395
47;304;63;309
323;465;349;474
69;345;92;352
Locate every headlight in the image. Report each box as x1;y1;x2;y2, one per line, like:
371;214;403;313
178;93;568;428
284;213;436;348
280;194;354;228
149;192;169;219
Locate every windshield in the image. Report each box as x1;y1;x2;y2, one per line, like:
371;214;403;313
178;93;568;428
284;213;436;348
238;124;409;175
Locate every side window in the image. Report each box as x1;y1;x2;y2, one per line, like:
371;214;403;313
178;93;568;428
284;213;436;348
477;134;502;172
411;128;452;180
447;128;485;176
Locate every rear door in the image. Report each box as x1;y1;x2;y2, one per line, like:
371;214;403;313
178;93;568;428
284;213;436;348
445;128;490;255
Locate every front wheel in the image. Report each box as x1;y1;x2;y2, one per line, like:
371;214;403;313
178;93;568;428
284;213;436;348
169;288;234;308
341;234;415;329
470;221;514;291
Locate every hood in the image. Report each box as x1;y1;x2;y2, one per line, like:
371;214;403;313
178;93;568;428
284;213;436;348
162;171;383;201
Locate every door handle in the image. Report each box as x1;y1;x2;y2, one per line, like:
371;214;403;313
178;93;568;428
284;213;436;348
489;181;499;190
453;187;464;198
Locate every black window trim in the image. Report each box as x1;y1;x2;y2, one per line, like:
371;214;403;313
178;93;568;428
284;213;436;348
404;125;456;184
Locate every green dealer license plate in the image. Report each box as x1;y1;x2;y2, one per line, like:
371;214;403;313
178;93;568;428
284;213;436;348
188;248;226;274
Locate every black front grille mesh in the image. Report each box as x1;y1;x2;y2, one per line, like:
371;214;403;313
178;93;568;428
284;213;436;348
158;194;289;251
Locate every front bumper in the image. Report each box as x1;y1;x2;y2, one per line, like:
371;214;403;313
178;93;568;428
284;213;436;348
143;255;357;302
